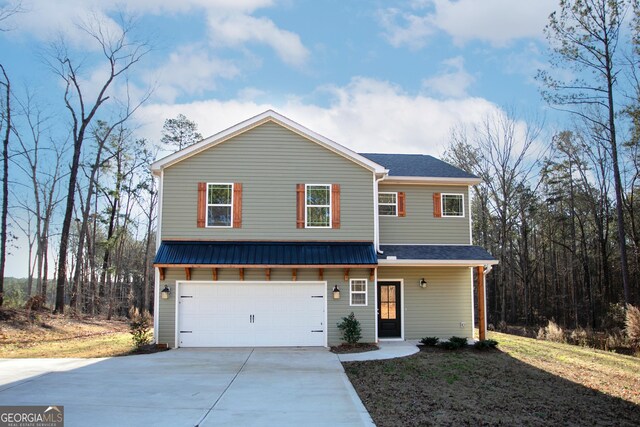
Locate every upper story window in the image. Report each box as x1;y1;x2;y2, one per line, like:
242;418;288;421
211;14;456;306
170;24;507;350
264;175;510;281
350;279;367;306
306;184;331;228
441;193;464;217
207;183;233;227
378;192;397;216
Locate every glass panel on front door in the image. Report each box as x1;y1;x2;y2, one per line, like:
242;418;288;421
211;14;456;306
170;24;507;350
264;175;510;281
380;285;396;320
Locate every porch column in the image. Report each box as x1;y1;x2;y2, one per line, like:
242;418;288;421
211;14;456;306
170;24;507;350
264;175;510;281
477;266;486;340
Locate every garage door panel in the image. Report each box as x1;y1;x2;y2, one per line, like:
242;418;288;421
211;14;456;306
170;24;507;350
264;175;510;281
178;282;325;347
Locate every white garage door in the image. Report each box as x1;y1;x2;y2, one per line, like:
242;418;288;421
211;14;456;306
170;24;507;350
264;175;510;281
177;281;326;347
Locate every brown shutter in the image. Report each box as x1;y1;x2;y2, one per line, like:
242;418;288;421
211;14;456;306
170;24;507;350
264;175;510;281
397;192;406;217
296;184;305;228
332;184;340;229
233;183;242;228
433;192;442;218
197;182;206;228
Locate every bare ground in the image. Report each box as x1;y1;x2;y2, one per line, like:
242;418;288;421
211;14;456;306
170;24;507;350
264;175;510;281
344;332;640;426
0;307;135;358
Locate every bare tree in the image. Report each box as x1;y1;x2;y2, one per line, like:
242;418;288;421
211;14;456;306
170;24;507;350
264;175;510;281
538;0;633;304
47;15;150;313
0;65;11;306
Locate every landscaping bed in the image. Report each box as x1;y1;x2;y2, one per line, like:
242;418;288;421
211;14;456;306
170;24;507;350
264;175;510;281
344;332;640;426
330;343;379;354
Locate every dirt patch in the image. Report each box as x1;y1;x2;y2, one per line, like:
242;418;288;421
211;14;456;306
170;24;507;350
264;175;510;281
344;332;640;426
330;343;379;354
0;307;135;358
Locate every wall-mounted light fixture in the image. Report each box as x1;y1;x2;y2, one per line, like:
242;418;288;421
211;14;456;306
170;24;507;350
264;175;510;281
161;285;171;299
332;285;341;300
419;278;428;288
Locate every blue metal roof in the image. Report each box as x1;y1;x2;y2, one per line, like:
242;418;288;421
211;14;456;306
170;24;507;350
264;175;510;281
379;245;496;261
154;241;378;266
359;153;478;179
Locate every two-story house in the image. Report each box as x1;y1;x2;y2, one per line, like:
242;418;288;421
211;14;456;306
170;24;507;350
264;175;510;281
151;110;497;348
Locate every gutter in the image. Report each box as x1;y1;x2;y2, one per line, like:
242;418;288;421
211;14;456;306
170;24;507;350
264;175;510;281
373;173;387;253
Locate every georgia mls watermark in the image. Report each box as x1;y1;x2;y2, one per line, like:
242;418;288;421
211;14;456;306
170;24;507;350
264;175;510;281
0;406;64;427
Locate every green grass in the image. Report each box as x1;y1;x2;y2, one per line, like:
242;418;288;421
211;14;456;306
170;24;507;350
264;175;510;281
344;332;640;426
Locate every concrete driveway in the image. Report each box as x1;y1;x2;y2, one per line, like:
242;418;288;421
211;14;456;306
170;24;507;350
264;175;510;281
0;348;374;426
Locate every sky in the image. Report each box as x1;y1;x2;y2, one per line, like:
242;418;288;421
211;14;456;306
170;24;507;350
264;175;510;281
0;0;563;277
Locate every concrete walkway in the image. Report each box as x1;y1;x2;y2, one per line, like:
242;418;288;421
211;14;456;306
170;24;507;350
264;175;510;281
338;340;420;362
0;348;374;427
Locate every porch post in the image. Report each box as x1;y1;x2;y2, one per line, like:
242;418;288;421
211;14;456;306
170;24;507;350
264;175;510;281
477;266;486;340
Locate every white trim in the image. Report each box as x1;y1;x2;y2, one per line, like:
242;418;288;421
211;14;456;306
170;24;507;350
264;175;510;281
381;176;482;185
349;278;368;306
205;182;234;228
469;267;475;339
379;243;472;246
376;278;405;340
468;185;473;244
378;259;499;266
153;170;163;343
378;192;398;217
373;268;378;342
175;280;328;348
151;110;387;175
305;184;332;228
441;193;465;218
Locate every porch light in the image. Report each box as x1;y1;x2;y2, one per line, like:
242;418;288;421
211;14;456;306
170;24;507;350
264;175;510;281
419;278;428;288
161;285;171;299
332;285;341;300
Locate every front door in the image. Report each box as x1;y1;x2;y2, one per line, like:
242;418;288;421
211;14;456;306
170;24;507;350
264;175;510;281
378;281;401;338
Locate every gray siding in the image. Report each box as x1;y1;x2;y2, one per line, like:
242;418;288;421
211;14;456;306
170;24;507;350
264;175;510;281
379;184;471;244
156;267;375;347
161;121;374;241
378;266;473;339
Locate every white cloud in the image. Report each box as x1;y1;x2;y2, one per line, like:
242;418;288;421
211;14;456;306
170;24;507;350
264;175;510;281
7;0;309;67
148;45;240;103
134;77;502;157
379;0;558;48
422;56;475;98
207;13;309;68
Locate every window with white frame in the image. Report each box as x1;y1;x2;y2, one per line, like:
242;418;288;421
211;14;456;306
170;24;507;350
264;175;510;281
207;183;233;227
350;279;367;306
306;184;331;228
378;192;397;216
441;193;464;217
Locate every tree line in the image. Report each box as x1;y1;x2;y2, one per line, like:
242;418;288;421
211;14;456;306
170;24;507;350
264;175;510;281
446;0;640;329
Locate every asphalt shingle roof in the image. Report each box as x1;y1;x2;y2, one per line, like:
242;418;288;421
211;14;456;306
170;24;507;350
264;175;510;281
359;153;477;179
154;241;378;265
379;245;496;261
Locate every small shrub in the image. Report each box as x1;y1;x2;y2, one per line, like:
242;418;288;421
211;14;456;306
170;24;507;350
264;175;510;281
439;336;468;350
337;312;362;345
129;307;152;349
496;320;508;332
537;320;565;343
420;336;440;346
25;295;46;311
570;326;592;347
626;304;640;351
603;303;626;330
474;339;499;350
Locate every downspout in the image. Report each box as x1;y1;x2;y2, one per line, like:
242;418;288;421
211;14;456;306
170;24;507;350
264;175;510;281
373;173;386;253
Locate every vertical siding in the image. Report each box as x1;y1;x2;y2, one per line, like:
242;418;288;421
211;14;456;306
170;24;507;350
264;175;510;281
378;266;473;340
156;267;376;347
161;121;374;241
379;184;471;244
